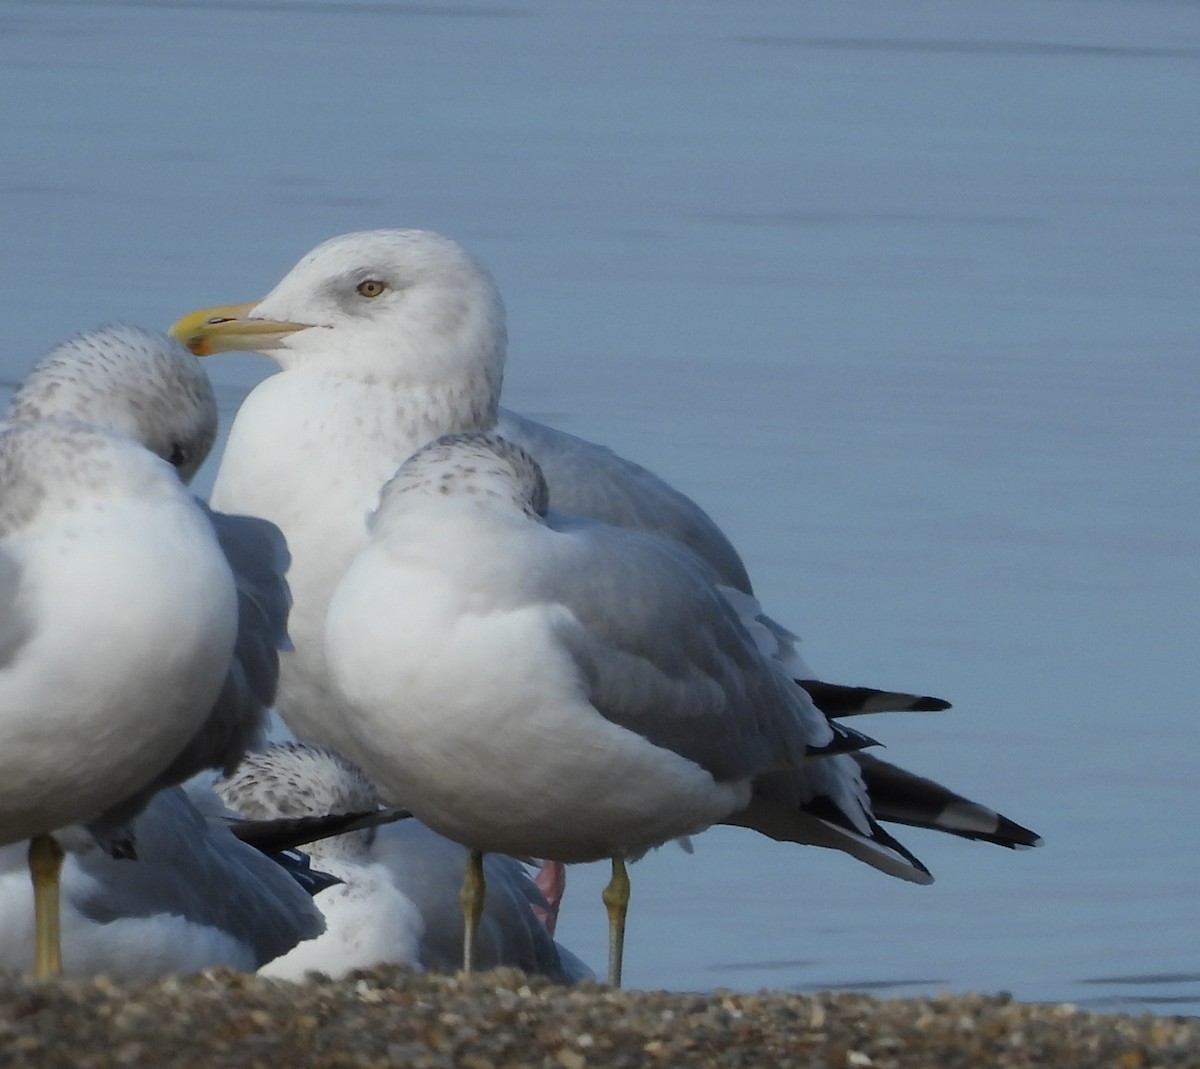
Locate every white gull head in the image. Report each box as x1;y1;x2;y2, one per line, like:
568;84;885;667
249;229;507;412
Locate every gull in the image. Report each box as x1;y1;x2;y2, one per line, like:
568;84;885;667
1;325;291;977
322;432;935;985
169;230;946;758
6;334;438;981
7;325;291;792
170;230;1039;856
0;418;239;978
0;783;326;980
216;742;592;983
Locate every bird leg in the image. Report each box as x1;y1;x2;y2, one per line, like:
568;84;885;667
29;834;65;979
601;855;630;987
459;848;486;972
531;860;567;935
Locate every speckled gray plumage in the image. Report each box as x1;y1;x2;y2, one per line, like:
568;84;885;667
216;743;592;983
218;742;377;827
8;325;217;483
4;326;290;845
374;431;550;524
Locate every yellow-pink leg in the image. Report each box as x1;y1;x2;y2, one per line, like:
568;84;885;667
531;860;566;935
459;848;485;972
601;855;630;987
29;834;65;979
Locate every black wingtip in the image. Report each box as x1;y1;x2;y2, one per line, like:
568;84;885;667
868;816;935;881
802;794;934;884
910;696;953;712
991;815;1043;850
855;753;1041;850
269;848;343;896
228;807;412;853
806;719;881;757
879;815;1043;850
798;679;952;717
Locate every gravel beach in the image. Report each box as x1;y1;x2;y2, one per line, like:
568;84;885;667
2;968;1196;1069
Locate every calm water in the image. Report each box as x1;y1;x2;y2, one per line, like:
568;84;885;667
1;0;1197;1014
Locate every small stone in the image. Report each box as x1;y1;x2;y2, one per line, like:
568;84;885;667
556;1048;586;1069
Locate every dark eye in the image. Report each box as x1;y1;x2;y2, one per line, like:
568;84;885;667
168;442;190;469
356;279;388;299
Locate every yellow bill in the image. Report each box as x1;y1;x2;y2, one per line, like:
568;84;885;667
169;302;310;356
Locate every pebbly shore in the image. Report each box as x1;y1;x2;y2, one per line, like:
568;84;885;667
2;967;1196;1069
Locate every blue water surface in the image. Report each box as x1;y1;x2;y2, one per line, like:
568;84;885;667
1;0;1196;1014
